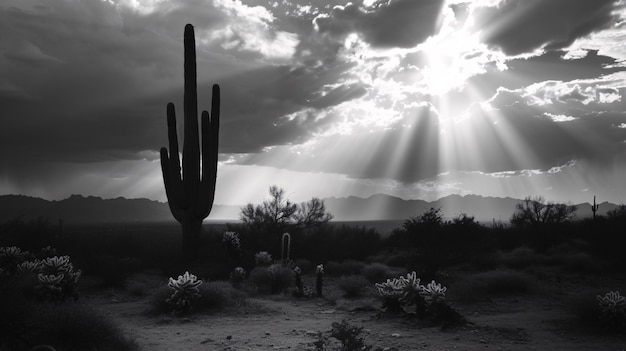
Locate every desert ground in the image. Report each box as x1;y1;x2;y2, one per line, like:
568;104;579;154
81;270;626;351
3;217;626;351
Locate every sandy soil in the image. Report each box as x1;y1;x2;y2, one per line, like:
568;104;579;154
84;273;626;351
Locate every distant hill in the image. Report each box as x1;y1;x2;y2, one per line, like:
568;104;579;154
0;194;239;224
0;193;619;224
324;194;620;223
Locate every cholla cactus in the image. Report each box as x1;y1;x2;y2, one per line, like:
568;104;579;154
395;271;425;307
596;291;626;329
421;280;447;304
167;271;203;313
255;251;273;266
36;256;81;303
375;272;448;316
18;260;42;273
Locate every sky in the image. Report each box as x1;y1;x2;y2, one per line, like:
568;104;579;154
1;0;626;210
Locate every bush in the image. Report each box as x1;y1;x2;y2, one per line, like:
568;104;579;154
325;259;365;277
362;262;394;283
496;246;542;269
254;251;273;267
249;264;294;294
450;269;537;302
336;275;369;298
196;281;247;311
11;302;137;351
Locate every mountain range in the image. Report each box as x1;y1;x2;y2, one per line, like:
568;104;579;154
0;193;619;225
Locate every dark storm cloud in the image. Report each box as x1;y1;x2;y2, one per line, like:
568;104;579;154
314;0;445;49
212;63;367;153
474;0;623;55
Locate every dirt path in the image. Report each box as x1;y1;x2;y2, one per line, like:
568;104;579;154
90;288;626;351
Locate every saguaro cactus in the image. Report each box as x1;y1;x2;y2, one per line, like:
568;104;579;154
592;195;599;220
160;24;220;260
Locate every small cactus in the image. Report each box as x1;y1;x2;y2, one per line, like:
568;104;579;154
281;232;291;261
316;264;324;297
293;266;304;297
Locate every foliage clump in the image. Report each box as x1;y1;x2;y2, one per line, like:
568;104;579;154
313;320;372;351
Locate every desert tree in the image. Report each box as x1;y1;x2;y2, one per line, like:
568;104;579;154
510;196;577;228
240;185;333;233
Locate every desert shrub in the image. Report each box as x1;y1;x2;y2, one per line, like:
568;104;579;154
0;217;58;252
496;246;542;269
150;284;175;314
325;259;365;277
299;225;381;262
196;281;248;311
249;264;294;294
450;269;537;302
82;254;141;288
336;275;369;298
125;280;149;297
560;252;600;273
362;262;394;283
254;251;273;266
566;289;602;323
384;254;407;268
8;302;137;351
330;320;372;351
229;267;246;288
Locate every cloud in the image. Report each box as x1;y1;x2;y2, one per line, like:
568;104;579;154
314;0;445;49
474;0;623;55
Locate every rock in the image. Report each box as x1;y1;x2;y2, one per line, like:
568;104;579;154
226;335;232;340
391;333;401;338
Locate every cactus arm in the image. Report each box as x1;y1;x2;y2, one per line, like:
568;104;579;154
182;24;201;210
198;84;220;218
160;103;183;222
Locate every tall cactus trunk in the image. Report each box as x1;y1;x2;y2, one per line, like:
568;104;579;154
181;214;202;260
160;24;220;261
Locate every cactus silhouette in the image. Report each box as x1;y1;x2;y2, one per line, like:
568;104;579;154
592;195;599;220
160;24;220;260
